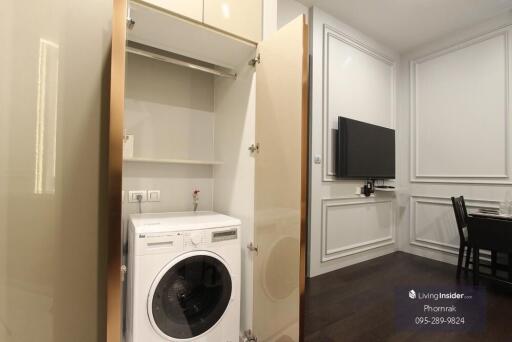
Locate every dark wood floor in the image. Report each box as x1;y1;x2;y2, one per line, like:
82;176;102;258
304;252;512;342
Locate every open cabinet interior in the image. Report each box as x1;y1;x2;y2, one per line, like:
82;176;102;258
118;1;308;341
122;5;257;337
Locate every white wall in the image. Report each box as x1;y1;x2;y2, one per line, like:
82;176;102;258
123;53;216;218
280;0;512;278
213;61;256;336
397;13;512;264
123;50;258;336
308;7;399;277
263;0;277;38
277;0;308;29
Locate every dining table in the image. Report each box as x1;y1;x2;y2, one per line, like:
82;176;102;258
467;211;512;286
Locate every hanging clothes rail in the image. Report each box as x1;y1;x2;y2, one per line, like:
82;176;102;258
126;45;237;79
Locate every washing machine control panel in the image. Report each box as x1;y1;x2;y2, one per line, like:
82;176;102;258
182;226;239;248
135;226;240;253
190;232;202;246
211;228;238;242
135;232;184;256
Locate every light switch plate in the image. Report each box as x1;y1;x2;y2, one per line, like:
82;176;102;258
147;190;160;202
128;190;147;203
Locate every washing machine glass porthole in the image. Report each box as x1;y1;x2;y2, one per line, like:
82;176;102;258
150;254;232;340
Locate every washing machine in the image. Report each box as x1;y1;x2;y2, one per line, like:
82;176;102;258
126;211;241;342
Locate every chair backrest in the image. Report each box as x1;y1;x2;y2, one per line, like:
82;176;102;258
451;196;468;242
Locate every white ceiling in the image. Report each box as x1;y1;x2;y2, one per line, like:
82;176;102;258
297;0;512;52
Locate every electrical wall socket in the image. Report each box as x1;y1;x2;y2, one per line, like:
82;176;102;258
128;190;147;203
147;190;161;202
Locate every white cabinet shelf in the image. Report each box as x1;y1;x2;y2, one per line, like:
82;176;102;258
123;157;223;165
374;187;396;192
128;2;257;70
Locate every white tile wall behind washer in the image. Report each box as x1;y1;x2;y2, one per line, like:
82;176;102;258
126;211;241;342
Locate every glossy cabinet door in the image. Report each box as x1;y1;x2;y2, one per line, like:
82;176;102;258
253;16;307;341
138;0;203;22
0;0;112;341
203;0;262;42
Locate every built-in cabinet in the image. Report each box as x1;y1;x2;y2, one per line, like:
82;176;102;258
137;0;203;21
110;1;308;341
203;0;262;42
136;0;262;42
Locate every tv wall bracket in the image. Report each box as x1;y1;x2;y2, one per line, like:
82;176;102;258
361;179;375;197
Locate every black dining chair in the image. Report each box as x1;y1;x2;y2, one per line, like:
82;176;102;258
451;196;472;279
451;196;497;279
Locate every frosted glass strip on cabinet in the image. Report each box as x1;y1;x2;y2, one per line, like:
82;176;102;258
34;39;59;195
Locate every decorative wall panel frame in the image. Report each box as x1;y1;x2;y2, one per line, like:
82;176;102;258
409;195;499;255
410;28;511;184
322;24;396;181
321;196;395;262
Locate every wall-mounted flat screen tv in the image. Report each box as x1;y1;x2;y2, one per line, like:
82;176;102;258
335;116;395;179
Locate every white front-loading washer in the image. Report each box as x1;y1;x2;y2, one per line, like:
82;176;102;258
126;211;241;342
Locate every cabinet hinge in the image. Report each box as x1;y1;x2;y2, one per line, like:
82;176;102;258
126;6;135;30
243;329;258;342
248;143;260;154
247;242;259;254
120;265;127;282
127;17;136;30
249;54;261;67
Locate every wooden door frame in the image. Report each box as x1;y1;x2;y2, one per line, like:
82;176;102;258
107;0;126;341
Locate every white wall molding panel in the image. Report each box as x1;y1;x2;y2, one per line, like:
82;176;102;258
409;196;498;255
321;197;395;263
309;7;399;277
397;19;512;266
322;24;396;181
410;28;511;184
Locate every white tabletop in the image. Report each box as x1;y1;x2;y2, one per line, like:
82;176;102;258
469;210;512;220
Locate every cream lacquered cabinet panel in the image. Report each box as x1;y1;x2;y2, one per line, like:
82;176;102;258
2;0;112;341
203;0;262;42
138;0;203;22
253;16;307;342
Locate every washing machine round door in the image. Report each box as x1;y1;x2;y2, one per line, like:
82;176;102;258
148;251;232;340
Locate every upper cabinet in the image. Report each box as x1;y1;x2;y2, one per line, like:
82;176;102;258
128;1;257;69
203;0;262;42
137;0;203;22
133;0;262;43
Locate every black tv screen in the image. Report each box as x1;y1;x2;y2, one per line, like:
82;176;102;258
335;117;395;179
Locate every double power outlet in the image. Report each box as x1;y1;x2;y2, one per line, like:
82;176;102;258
124;190;161;203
